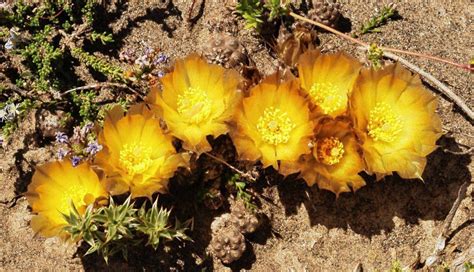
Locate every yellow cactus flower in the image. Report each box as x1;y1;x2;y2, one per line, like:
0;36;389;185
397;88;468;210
230;73;314;169
147;54;242;153
25;160;107;238
280;118;366;196
350;64;442;179
95;105;189;198
298;49;362;118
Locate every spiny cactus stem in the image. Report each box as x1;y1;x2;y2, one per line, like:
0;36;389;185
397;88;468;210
289;12;473;72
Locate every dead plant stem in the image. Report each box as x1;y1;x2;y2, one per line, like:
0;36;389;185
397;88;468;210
63;82;143;98
381;51;474;121
289;12;473;71
204;152;257;182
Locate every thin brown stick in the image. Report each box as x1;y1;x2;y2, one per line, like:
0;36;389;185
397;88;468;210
381;51;474;121
62;82;144;98
426;180;471;266
204;152;256;182
289;12;473;71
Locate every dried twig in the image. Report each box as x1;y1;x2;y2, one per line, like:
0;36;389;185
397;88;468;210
204;152;257;182
289;12;473;71
425;180;471;266
381;51;474;121
443;146;474;155
62;82;144;98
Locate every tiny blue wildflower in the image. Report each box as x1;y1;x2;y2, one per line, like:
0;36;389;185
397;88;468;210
157;71;165;78
4;39;14;50
153;53;168;66
85;141;102;155
81;122;94;136
55;131;68;143
135;55;150;69
71;156;81;167
57;148;69;160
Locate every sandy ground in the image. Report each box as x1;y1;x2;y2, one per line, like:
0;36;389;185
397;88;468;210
0;0;473;271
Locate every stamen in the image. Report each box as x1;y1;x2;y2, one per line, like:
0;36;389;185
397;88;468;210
309;82;345;115
367;102;403;142
177;87;212;124
256;107;296;145
314;137;345;165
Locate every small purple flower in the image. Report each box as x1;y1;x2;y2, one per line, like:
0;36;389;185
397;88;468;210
55;131;68;143
4;39;14;50
144;47;154;56
135;55;150;69
157;71;165;78
85;141;102;155
153;53;168;66
71;156;81;167
81;122;94;136
57;148;69;160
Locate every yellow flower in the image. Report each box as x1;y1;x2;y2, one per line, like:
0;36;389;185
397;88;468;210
230;73;314;169
147;54;242;153
280;118;366;196
95;105;189;198
25;160;107;238
349;64;442;179
298;49;362;118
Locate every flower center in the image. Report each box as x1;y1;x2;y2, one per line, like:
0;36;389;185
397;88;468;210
119;143;153;176
367;102;403;143
177;87;212;124
314;137;345;165
256;107;296;145
309;82;345;115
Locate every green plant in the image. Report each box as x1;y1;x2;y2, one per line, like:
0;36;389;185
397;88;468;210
235;0;290;30
264;0;289;22
0;99;35;137
358;4;398;35
63;197;192;263
367;43;384;69
71;90;100;126
71;47;125;82
227;174;256;210
20;25;62;91
465;261;474;272
236;0;264;30
389;260;403;272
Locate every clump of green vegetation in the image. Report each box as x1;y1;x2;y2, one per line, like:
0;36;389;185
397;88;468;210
235;0;290;30
358;3;398;36
367;43;384;69
0;0;129;135
0;99;36;137
389;260;403;272
227;174;257;210
63;197;192;263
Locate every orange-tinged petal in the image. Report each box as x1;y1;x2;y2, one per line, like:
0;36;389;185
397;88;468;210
281;118;366;196
298;50;362;118
147;55;242;153
349;63;442;179
231;74;313;170
26;161;107;238
95;106;189;198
